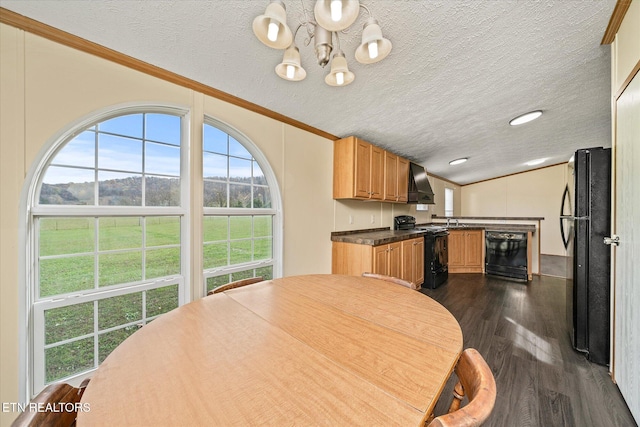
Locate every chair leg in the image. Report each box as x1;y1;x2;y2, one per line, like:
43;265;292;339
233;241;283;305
447;381;465;413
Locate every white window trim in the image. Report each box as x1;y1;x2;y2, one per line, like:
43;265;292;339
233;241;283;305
202;117;283;286
18;103;191;401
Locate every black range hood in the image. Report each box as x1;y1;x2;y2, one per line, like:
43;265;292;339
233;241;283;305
407;162;435;204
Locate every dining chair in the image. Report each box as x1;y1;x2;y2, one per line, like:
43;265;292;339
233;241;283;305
361;272;418;290
426;348;496;427
207;276;264;296
11;379;90;427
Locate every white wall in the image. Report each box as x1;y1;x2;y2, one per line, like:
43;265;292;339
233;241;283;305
332;174;461;231
0;24;334;425
461;164;567;256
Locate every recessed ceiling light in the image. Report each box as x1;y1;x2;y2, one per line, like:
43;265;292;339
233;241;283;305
525;158;547;166
509;110;543;126
449;158;468;166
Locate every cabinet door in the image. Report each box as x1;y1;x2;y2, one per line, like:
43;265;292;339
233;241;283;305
388;242;402;278
465;230;484;268
372;245;388;275
397;157;409;202
384;151;398;201
402;238;424;286
448;230;465;267
370;146;384;200
401;239;415;283
354;139;372;198
414;238;425;286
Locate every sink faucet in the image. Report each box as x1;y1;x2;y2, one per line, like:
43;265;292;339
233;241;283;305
455;219;460;226
446;218;451;226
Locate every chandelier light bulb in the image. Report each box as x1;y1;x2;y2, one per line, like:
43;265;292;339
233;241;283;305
267;19;279;42
286;64;295;79
275;45;306;81
325;51;354;86
355;18;392;64
331;0;342;22
368;40;378;59
253;1;292;49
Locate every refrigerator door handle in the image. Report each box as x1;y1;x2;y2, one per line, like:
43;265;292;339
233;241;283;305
560;185;571;249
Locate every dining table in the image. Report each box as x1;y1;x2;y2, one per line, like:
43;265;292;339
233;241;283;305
77;274;463;426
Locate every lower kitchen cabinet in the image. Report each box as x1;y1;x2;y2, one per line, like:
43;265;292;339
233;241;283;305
448;229;484;273
402;238;425;287
373;241;402;278
332;238;424;287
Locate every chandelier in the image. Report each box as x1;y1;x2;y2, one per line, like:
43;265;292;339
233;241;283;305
252;0;392;87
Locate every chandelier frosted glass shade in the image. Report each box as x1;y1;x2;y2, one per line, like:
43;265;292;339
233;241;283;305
275;46;307;81
314;0;360;32
355;18;392;64
252;0;293;49
325;52;355;86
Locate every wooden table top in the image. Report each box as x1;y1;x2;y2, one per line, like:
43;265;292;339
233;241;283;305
78;274;463;426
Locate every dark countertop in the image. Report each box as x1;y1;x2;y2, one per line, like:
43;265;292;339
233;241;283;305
436;223;537;232
432;215;544;221
332;223;537;246
331;228;428;245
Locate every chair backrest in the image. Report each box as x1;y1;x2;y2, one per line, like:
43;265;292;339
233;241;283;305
427;348;496;427
207;276;264;296
361;272;418;290
11;379;89;427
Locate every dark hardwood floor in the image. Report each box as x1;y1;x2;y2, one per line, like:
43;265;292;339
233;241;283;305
421;273;637;427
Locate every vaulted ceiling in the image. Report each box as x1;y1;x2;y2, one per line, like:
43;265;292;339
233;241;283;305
0;0;617;184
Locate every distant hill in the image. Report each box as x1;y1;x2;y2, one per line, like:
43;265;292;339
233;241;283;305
40;176;269;208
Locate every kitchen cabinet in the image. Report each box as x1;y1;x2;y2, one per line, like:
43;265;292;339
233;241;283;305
384;152;410;202
333;136;384;200
402;238;424;287
448;229;484;273
373;241;402;278
334;136;408;203
332;237;424;287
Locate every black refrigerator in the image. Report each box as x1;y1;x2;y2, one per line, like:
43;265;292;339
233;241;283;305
560;147;611;366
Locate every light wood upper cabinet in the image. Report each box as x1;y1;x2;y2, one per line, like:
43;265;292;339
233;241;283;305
448;229;484;273
334;136;383;200
384;151;398;201
334;136;408;203
397;156;409;202
370;145;384;200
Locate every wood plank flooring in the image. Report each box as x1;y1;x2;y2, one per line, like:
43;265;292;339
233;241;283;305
421;273;637;427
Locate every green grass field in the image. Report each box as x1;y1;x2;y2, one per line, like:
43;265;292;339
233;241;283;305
39;215;272;382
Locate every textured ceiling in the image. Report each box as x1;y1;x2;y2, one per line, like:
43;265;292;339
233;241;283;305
1;0;616;184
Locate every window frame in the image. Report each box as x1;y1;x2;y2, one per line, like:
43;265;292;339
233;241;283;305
20;104;191;399
201;117;282;293
444;187;454;217
19;106;283;401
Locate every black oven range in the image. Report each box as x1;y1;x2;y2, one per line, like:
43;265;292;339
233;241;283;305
394;216;449;289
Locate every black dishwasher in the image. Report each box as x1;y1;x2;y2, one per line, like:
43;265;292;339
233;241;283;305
485;231;528;281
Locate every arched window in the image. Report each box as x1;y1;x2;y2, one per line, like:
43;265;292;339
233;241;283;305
202;119;281;292
23;108;282;398
27;107;188;394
